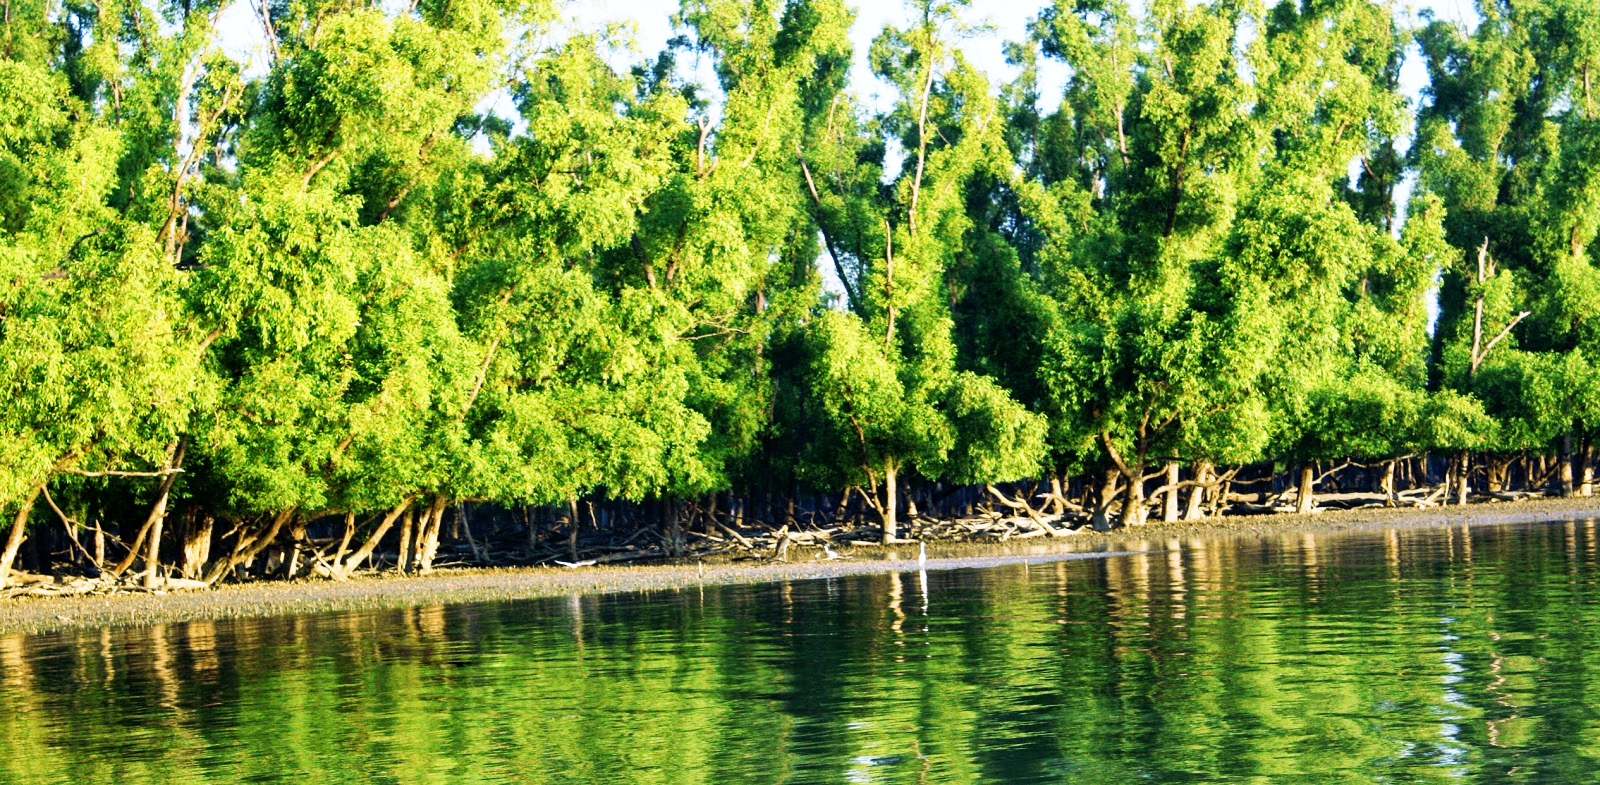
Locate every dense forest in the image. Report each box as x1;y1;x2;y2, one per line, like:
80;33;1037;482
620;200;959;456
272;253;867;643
2;0;1599;586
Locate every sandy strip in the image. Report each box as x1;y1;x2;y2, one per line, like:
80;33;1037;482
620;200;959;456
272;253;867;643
4;496;1599;637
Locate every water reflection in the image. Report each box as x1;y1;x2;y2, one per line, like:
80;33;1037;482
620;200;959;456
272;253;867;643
5;520;1600;783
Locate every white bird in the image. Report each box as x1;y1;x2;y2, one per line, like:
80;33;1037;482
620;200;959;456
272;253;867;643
918;540;926;567
819;545;845;561
555;558;599;568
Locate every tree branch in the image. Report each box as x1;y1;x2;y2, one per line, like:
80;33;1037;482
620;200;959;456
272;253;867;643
62;467;184;478
1099;431;1134;478
797;155;860;311
1472;311;1531;374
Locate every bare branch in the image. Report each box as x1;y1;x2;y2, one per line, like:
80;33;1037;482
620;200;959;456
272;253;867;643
1316;460;1357;484
62;467;184;478
797;154;860;310
1473;311;1532;374
41;484;102;569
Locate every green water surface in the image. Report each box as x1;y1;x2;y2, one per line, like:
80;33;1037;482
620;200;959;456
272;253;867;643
6;519;1600;784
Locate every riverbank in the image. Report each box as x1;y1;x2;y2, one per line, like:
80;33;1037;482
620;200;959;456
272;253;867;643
5;495;1600;637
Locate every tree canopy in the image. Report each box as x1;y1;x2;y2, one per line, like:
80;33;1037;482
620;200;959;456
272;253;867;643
3;0;1599;583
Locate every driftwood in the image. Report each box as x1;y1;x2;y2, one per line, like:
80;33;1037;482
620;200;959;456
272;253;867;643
1228;483;1451;511
1;573;209;599
512;504;1097;569
14;467;1580;586
984;485;1075;537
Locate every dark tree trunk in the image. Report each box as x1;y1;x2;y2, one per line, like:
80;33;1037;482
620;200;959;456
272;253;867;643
1561;437;1576;497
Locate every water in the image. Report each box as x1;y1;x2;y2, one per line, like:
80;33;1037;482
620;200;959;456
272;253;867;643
5;518;1600;784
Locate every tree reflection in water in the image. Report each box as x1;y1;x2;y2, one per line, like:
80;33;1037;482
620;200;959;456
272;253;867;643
4;519;1600;783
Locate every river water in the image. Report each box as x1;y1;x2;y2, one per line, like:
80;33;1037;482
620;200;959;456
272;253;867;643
5;518;1600;783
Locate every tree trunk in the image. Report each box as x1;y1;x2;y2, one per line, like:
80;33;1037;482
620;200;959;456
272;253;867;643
1092;468;1120;531
1581;437;1594;497
1184;462;1209;520
1120;467;1147;527
143;493;170;589
1446;454;1457;504
417;495;449;574
180;509;213;580
112;439;187;580
667;500;683;557
324;511;356;579
1295;464;1315;515
701;493;716;531
203;508;296;585
1561;437;1576;497
458;503;484;563
1041;475;1060;516
396;504;415;574
336;498;412;578
881;463;899;545
1486;455;1507;493
567;498;580;562
1380;460;1397;506
0;486;42;587
1455;451;1470;506
283;519;308;579
1163;462;1181;523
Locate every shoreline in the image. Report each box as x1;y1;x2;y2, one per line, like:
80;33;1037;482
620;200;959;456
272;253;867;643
6;496;1600;638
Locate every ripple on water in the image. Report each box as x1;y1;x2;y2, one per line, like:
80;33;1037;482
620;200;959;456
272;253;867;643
7;519;1600;783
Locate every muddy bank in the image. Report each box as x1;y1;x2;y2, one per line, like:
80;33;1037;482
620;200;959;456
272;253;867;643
5;496;1600;637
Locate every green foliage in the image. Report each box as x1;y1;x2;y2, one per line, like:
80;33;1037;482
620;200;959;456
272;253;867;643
6;0;1600;559
0;50;203;515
